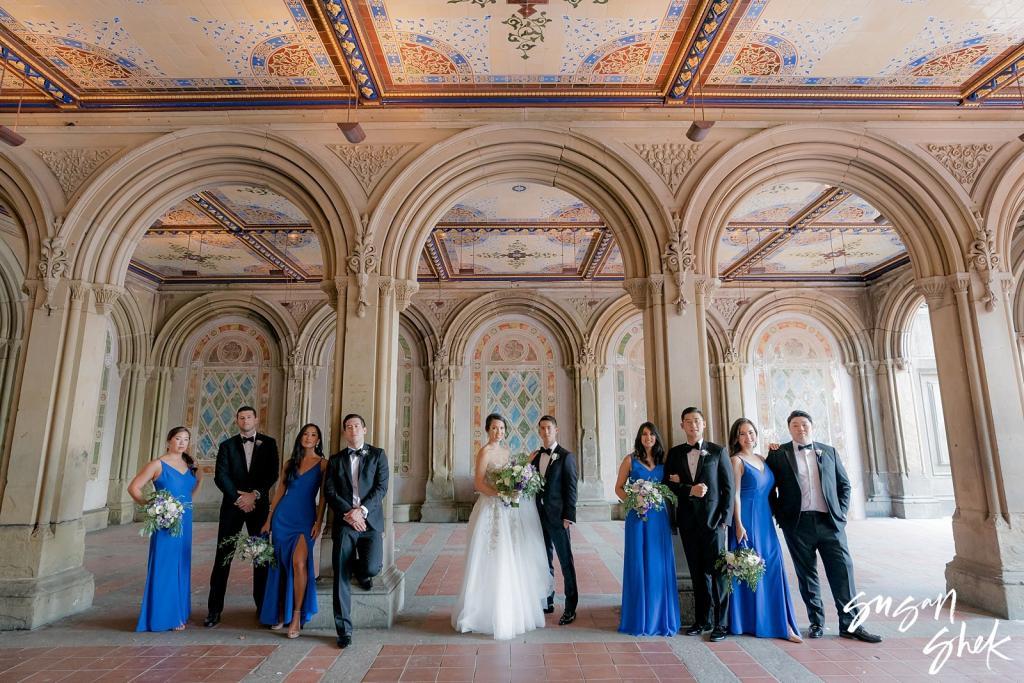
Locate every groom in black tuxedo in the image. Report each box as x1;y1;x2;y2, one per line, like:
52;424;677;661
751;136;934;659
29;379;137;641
205;405;279;627
531;415;579;625
767;410;881;643
664;406;733;641
324;413;389;649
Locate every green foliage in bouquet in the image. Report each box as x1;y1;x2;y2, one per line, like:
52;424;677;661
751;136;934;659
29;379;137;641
218;531;276;568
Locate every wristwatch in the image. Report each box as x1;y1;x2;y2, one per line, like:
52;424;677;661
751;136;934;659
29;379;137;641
254;490;261;500
360;505;368;516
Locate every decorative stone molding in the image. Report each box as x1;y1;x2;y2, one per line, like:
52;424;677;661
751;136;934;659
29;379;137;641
573;334;606;378
566;295;602;323
394;279;419;312
915;276;950;308
320;277;348;308
328;144;415;193
347;215;378;318
723;346;741;364
623;276;664;309
92;285;122;315
280;299;318;325
967;213;1001;312
34;147;120;198
693;275;720;305
710;295;743;326
378;275;395;299
924;143;994;189
38;235;68;314
949;272;971;295
845;359;881;377
661;212;695;315
880;357;908;373
68;279;88;303
629;143;706;193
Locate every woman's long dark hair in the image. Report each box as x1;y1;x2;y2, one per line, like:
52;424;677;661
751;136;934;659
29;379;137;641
166;426;196;473
286;423;324;483
633;421;665;466
728;418;758;456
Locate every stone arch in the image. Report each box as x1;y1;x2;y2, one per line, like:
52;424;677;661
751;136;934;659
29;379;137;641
590;295;640;363
109;288;151;368
399;306;437;366
372;125;668;284
152;293;293;368
0;150;52;272
733;290;870;366
61;128;354;286
975;143;1024;269
0;216;27;457
872;271;925;362
684;124;972;280
442;291;582;369
294;303;336;367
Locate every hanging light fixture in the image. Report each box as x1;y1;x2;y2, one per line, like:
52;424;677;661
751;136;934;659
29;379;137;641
0;52;25;147
338;91;365;143
685;67;714;142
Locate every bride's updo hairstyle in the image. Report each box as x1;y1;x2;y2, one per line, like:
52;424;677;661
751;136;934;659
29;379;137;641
484;413;508;433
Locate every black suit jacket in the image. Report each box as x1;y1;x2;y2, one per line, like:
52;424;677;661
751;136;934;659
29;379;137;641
767;441;850;531
663;440;733;533
531;444;578;527
324;444;389;533
213;433;279;510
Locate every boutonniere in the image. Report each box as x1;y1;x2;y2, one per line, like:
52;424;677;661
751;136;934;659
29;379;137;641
255;439;263;448
550;452;560;462
699;449;708;458
814;448;823;464
359;447;368;457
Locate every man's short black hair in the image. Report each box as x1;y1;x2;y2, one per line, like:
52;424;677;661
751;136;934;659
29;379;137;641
680;406;704;421
787;410;813;425
538;415;557;427
343;413;366;428
237;406;257;417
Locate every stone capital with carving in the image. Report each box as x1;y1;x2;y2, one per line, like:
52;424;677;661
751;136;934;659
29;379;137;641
661;212;696;315
320;277;348;308
915;276;950;308
38;236;69;313
693;275;720;305
395;278;419;312
92;284;123;315
967;216;1001;312
348;214;378;318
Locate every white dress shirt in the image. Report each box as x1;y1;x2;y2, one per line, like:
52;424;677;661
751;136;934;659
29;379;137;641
687;440;703;481
241;432;256;471
349;446;369;516
539;442;558;477
794;442;829;513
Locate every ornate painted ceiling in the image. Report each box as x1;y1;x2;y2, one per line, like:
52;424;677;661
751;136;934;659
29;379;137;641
130;184;325;284
717;181;909;282
3;1;1024;110
420;182;623;281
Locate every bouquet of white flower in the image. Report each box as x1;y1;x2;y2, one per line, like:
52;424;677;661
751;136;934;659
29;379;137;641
139;490;189;538
489;454;544;508
715;543;766;594
219;532;275;568
622;478;678;521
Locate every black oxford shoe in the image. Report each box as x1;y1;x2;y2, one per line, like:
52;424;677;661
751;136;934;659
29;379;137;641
841;626;882;643
543;605;555;614
558;611;576;625
337;633;352;649
203;612;220;628
709;627;727;642
808;624;824;639
684;623;709;636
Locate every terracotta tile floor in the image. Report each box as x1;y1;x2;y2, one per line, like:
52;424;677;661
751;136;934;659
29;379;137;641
1;518;1022;682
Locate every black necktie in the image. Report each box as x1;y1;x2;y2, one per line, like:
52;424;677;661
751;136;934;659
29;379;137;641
797;443;813;451
242;436;255;444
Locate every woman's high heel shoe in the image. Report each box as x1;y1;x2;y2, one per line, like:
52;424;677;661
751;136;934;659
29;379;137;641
287;611;301;639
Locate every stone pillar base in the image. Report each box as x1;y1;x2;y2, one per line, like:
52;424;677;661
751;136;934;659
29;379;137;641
106;500;137;526
393;504;422;522
946;557;1024;619
891;496;954;519
82;508;109;533
0;567;95;630
576;501;613;521
420;502;459;523
307;565;405;630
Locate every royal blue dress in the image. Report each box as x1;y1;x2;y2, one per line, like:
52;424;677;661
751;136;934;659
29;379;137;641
137;461;195;632
618;457;681;637
259;463;322;626
728;458;800;638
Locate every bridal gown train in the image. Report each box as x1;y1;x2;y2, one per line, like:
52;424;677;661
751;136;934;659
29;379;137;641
451;486;552;640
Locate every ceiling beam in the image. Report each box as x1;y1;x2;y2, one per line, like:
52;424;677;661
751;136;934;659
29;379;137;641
0;41;77;106
960;40;1024;106
667;0;740;100
316;0;380;101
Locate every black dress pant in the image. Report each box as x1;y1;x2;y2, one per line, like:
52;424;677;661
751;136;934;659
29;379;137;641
679;524;728;629
208;503;270;615
541;521;578;612
781;511;858;630
332;526;383;637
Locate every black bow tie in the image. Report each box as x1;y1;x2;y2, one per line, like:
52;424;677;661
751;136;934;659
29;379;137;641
682;443;701;454
242;436;255;444
797;443;814;451
349;448;362;457
538;447;552;456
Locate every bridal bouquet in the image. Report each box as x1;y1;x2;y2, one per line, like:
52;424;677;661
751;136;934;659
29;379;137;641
622;478;677;521
489;454;544;508
139;490;190;537
219;532;275;568
715;544;766;594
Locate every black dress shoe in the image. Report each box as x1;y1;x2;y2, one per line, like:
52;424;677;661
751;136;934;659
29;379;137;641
337;633;352;648
558;611;576;625
709;627;727;642
203;612;220;628
543;605;555;614
808;624;824;639
358;577;373;591
841;626;882;643
684;623;710;636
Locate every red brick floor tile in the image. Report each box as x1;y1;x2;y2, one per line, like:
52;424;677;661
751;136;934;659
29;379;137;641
407;655;443;668
580;665;621;680
571;643;608;653
614;664;658;679
471;670;511;683
293;655;338;672
439;655;475;668
509;668;546;682
443;645;480;656
474;644;509;656
635;642;672;653
284;673;324;683
475;654;510;669
605;643;640;653
611;653;647;665
724;663;772;678
400;668;440;682
436;668;475;682
372;656;410;669
714;650;755;665
412;645;447;655
542;653;578;667
379;645;409;657
202;672;246;683
803;661;852;676
362;669;404;683
544;666;583;680
577;653;613;667
509;654;543;667
650;664;695;681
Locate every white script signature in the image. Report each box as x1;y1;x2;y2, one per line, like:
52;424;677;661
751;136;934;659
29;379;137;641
844;590;1012;675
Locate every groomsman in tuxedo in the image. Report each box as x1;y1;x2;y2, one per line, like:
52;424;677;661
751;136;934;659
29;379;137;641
324;414;389;649
767;410;882;643
205;406;279;627
531;415;579;625
664;407;733;641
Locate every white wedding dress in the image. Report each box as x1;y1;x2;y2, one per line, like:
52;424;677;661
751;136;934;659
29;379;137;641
451;464;552;640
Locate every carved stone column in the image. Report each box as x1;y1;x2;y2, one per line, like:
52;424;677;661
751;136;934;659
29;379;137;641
0;337;22;451
421;348;460;522
0;279;117;629
106;362;151;525
282;347;319;447
843;358;887;516
571;335;609;518
915;271;1024;617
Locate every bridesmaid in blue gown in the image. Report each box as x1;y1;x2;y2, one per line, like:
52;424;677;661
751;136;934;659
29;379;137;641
260;423;327;638
130;426;201;632
616;422;680;637
727;418;802;642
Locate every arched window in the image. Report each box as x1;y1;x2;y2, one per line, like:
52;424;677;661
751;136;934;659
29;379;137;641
753;317;846;454
396;333;413;475
184;323;272;460
611;320;646;457
471;321;557;455
908;303;949;471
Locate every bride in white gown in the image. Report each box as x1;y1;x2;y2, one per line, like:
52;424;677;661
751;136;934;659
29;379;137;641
452;413;552;640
